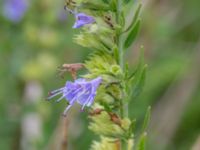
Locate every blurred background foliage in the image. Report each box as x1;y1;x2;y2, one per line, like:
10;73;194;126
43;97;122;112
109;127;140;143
0;0;200;150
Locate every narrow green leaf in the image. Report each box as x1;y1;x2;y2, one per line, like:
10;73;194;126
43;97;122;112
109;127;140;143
130;46;144;80
124;19;141;48
128;119;136;138
142;106;151;132
113;46;119;64
136;132;147;150
132;65;146;98
125;63;129;79
109;0;117;12
120;12;125;27
124;3;142;33
129;46;147;98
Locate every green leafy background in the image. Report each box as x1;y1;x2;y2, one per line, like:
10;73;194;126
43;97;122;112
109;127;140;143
0;0;200;150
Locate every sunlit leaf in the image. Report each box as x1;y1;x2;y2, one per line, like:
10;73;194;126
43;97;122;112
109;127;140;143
124;19;141;48
142;106;151;132
136;132;147;150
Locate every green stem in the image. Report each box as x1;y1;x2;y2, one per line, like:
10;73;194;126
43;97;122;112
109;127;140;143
116;0;129;149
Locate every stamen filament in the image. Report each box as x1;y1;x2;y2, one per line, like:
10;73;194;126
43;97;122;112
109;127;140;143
47;90;63;100
50;87;64;94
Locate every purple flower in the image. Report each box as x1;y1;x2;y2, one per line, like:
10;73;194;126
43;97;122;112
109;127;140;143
47;77;102;115
73;13;95;28
3;0;29;23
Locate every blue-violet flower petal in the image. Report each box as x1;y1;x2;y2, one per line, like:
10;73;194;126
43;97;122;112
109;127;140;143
73;13;95;28
47;77;102;115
